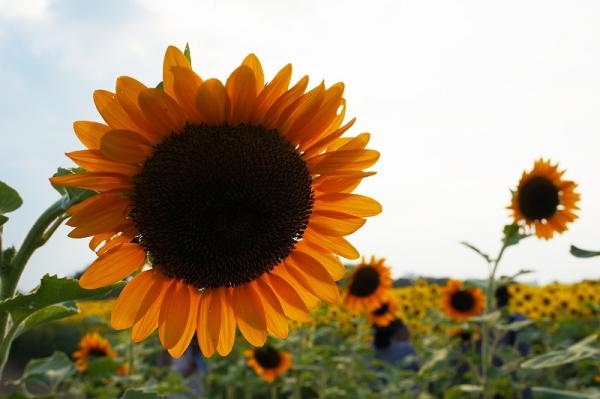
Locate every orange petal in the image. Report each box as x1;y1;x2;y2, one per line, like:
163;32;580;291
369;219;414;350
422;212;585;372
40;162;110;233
286;252;340;303
132;279;170;342
226;65;256;125
264;273;310;322
169;286;201;358
100;129;153;164
260;75;309;128
242;54;265;92
216;288;237;356
279;83;325;139
314;193;382;217
335;132;371;151
303;229;360;260
163;45;192;100
306;149;379;175
67;197;130;238
93;90;142;131
312;173;374;194
271;265;319;309
73;121;111;150
50;172;133;192
115;76;161;142
301;118;356;158
195;79;231;126
253;279;289;339
232;284;267;346
171;66;203;121
295;241;346;280
138;88;186;136
66;150;140;175
308;211;365;237
252;64;292;123
159;281;191;349
197;289;220;358
111;270;166;329
79;243;146;289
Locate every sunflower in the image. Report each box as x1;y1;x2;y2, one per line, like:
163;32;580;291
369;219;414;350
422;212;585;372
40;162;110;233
245;346;292;382
509;159;579;239
368;296;397;327
440;280;484;321
50;45;381;358
73;332;128;375
343;256;392;311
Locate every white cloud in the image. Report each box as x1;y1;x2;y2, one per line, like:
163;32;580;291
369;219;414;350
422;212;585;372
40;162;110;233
0;0;49;20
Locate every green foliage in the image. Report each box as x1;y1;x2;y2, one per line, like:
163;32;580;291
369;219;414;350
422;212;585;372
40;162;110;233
184;43;191;64
12;352;76;394
570;245;600;258
531;387;600;398
460;242;492;263
503;223;530;247
121;389;164;399
50;168;95;207
0;180;23;226
521;334;600;369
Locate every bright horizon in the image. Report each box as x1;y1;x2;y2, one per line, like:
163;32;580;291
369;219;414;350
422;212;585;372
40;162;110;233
2;0;600;292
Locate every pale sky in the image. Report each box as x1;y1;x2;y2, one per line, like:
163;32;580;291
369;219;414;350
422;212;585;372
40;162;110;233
2;0;600;292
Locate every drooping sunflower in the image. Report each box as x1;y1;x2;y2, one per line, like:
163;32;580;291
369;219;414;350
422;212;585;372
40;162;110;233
245;346;292;382
440;280;484;321
73;332;128;375
509;159;579;239
50;45;381;358
368;296;397;327
343;256;392;311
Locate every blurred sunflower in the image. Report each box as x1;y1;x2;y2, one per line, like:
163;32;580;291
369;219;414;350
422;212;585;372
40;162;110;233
509;159;579;239
73;332;128;375
245;346;292;382
343;256;392;311
51;45;381;357
368;296;397;327
440;280;484;321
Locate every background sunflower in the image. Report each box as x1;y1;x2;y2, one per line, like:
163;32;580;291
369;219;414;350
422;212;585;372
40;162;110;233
440;280;485;321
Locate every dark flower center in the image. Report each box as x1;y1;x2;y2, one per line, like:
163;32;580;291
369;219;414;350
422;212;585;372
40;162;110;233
450;290;475;312
372;302;390;316
518;176;559;221
87;348;108;358
348;266;380;297
254;346;281;369
132;123;314;289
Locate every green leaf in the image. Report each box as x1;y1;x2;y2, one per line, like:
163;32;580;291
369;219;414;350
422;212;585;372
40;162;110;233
459;242;491;263
51;168;96;207
121;389;164;399
0;181;23;214
531;387;598;398
0;214;8;226
184;43;191;64
16;352;75;392
444;385;482;399
156;81;164;91
521;334;600;369
20;302;79;335
570;245;600;258
0;274;121;325
85;356;121;378
503;223;529;247
496;319;533;332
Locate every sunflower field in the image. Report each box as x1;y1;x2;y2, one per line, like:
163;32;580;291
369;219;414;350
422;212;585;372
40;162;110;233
1;39;600;399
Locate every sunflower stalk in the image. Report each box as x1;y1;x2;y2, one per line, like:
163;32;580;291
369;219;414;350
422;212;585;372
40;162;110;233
0;197;73;377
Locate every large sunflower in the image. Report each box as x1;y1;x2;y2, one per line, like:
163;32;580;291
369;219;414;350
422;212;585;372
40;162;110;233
343;256;392;311
51;46;381;358
509;159;579;239
440;280;484;321
245;346;292;382
73;332;127;374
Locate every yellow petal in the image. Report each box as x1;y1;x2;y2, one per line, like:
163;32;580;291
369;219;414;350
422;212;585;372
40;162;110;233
196;79;231;125
73;121;111;150
79;243;146;289
159;281;191;349
226;65;256;125
163;45;192;100
253;279;289;339
232;284;267;347
100;129;153;164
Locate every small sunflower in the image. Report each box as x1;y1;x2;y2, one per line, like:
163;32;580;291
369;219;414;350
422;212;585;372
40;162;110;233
510;159;579;239
440;280;484;321
368;296;398;327
73;332;127;374
51;46;381;358
343;256;392;311
245;346;292;382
